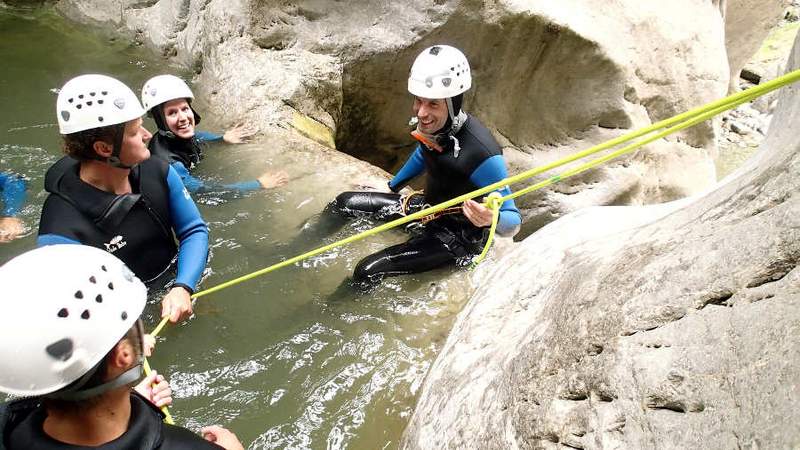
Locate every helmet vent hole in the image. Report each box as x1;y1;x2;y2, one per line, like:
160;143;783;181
108;282;115;290
74;290;83;299
102;91;108;95
76;104;82;110
96;294;103;303
98;116;104;122
121;311;128;320
90;92;96;96
98;99;104;104
57;308;69;318
87;101;93;106
46;338;73;361
78;94;84;99
81;310;90;320
89;276;96;284
68;98;73;103
101;265;107;272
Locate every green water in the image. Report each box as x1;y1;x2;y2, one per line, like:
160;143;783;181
0;7;470;449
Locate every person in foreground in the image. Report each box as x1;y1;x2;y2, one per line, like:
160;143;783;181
0;245;243;449
141;74;288;194
326;45;522;285
0;171;27;242
37;74;209;324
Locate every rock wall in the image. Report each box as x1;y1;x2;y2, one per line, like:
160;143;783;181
402;32;800;450
723;0;789;91
53;0;784;237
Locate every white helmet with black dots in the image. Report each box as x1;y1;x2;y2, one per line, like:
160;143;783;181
141;74;195;113
56;74;145;135
0;245;146;397
407;45;472;99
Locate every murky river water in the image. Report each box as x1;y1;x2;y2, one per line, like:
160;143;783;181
0;6;471;449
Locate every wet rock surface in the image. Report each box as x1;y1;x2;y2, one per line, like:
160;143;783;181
402;32;800;450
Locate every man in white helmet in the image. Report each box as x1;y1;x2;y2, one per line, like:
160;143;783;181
0;245;243;449
325;45;522;284
141;74;288;195
37;74;209;324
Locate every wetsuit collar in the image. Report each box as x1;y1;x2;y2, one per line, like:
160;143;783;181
2;393;164;450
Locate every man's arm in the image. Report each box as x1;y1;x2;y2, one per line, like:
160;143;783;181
388;146;425;192
469;155;522;237
166;165;209;291
0;172;27;217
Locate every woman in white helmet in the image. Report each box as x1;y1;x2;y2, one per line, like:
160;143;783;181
141;74;288;194
37;74;209;324
0;245;243;450
323;45;522;285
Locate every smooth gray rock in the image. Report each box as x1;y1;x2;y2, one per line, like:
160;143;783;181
52;0;770;239
402;32;800;450
723;0;788;92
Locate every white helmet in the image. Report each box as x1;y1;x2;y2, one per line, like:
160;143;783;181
56;74;145;135
141;74;194;113
0;245;147;397
408;45;472;99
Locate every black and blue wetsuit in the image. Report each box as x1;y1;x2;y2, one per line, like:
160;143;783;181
0;392;222;449
330;114;521;282
148;129;261;195
0;172;26;217
37;156;208;291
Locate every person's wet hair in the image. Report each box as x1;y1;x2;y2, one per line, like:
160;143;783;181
62;124;124;161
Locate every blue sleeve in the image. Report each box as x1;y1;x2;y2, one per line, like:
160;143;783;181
470;155;522;237
389;146;425;192
0;172;27;217
195;130;223;143
166;166;209;290
172;161;261;194
37;234;81;246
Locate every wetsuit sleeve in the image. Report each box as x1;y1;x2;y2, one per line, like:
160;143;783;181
166;166;209;290
0;172;27;217
388;146;425;192
37;234;81;246
172;161;261;194
195;130;223;143
470;155;522;237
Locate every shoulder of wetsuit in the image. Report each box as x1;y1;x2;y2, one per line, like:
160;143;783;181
44;156;80;194
132;157;173;238
456;115;502;160
136;388;222;450
139;155;171;178
159;424;223;450
0;398;41;449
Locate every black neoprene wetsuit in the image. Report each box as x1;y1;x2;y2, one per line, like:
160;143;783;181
0;393;222;449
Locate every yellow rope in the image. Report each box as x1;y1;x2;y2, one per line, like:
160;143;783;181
145;68;800;422
470;193;502;267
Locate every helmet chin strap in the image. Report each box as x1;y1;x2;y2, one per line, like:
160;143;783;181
46;363;142;401
104;123;134;169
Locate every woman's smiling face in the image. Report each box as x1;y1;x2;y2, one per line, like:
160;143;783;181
162;98;195;139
